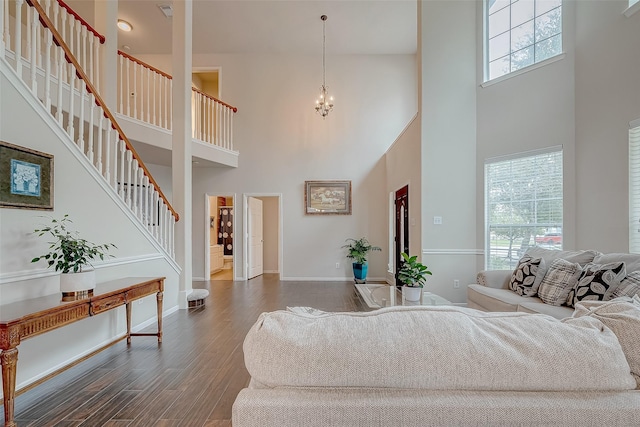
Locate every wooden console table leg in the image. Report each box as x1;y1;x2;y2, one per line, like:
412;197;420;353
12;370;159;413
1;348;18;427
156;291;163;343
125;301;132;345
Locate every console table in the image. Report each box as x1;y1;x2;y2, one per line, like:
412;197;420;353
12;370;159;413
0;276;164;427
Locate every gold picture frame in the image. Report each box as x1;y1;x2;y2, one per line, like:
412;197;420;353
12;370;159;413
304;180;352;215
0;141;54;210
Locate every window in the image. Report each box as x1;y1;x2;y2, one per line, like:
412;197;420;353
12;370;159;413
485;148;563;270
485;0;563;81
629;120;640;253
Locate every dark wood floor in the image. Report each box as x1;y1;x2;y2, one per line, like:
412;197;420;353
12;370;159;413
4;275;365;426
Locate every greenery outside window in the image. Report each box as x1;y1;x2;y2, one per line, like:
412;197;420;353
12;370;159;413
628;120;640;253
485;148;563;270
485;0;563;82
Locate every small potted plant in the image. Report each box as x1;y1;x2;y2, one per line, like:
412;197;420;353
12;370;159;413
398;252;432;302
342;237;382;282
31;214;116;296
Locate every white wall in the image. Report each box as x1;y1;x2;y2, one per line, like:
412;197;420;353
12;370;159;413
0;63;179;393
574;1;640;252
139;52;418;280
419;1;478;303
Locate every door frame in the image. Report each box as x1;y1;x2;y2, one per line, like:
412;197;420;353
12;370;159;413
242;193;283;280
392;184;410;287
204;192;235;280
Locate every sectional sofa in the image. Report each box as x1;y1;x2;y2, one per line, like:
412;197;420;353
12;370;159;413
468;247;640;319
233;300;640;426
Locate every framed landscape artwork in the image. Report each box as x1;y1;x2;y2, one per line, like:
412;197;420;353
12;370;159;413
0;141;54;210
305;180;352;215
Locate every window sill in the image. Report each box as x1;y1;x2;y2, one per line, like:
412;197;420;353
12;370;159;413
481;53;566;88
624;2;640;17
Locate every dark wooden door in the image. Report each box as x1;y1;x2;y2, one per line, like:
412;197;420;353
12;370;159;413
395;185;409;287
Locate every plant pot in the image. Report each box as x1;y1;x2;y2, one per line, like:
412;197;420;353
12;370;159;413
402;285;422;302
352;262;368;282
60;270;96;297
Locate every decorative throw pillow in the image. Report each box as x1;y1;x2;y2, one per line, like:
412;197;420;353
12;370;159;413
537;259;583;305
571;296;640;389
567;262;626;308
612;271;640;299
509;255;546;297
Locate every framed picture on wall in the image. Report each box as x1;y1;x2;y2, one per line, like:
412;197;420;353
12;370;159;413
0;141;54;210
304;180;352;215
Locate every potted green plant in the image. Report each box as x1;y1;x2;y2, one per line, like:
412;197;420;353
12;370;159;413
398;252;432;301
31;214;116;295
342;237;381;282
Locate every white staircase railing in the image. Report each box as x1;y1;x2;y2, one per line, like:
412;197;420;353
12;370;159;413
118;50;173;131
2;0;178;258
191;86;236;151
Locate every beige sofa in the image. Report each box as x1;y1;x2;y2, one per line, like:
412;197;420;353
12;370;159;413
233;303;640;426
468;248;640;319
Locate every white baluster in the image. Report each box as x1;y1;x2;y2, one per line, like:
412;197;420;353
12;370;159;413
224;107;229;149
15;0;23;75
126;150;133;207
132;160;139;216
168;79;172;130
118;55;123;113
119;140;126;198
230;111;234;151
88;97;95;163
145;67;150;123
44;28;52;111
67;63;76;139
2;0;9;55
142;175;149;229
111;137;119;189
94;40;100;94
170;217;175;257
97;116;104;171
125;56;131;116
105;125;112;183
152;72;157;125
88;31;94;83
158;202;164;247
56;50;64;124
101;121;109;175
78;82;86;151
153;191;160;239
81;27;87;75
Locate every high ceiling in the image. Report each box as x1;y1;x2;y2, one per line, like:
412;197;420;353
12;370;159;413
69;0;417;55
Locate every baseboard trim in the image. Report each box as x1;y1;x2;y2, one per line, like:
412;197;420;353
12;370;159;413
281;276;387;282
422;249;484;256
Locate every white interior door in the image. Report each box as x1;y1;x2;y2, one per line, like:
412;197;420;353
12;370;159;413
248;197;264;279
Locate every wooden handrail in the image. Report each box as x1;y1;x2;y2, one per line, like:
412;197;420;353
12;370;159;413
27;0;179;221
118;50;173;80
191;87;238;113
56;0;105;44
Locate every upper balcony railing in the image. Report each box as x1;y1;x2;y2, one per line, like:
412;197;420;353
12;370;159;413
1;0;178;258
116;51;238;152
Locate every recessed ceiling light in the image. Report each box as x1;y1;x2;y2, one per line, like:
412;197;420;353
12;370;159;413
157;4;173;18
117;19;133;32
122;45;131;51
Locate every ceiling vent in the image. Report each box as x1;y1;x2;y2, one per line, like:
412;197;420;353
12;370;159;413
157;4;173;18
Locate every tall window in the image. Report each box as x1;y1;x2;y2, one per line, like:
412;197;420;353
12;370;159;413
485;0;563;81
629;120;640;253
485;148;563;270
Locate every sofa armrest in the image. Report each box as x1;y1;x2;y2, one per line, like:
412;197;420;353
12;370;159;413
476;270;512;290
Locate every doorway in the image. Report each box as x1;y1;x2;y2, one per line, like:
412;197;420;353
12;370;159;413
243;194;283;280
206;194;235;281
394;185;409;287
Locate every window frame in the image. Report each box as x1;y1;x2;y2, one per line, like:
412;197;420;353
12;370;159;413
628;119;640;253
484;146;564;270
483;0;564;84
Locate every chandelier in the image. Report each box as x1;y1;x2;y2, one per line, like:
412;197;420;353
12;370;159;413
315;15;334;118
